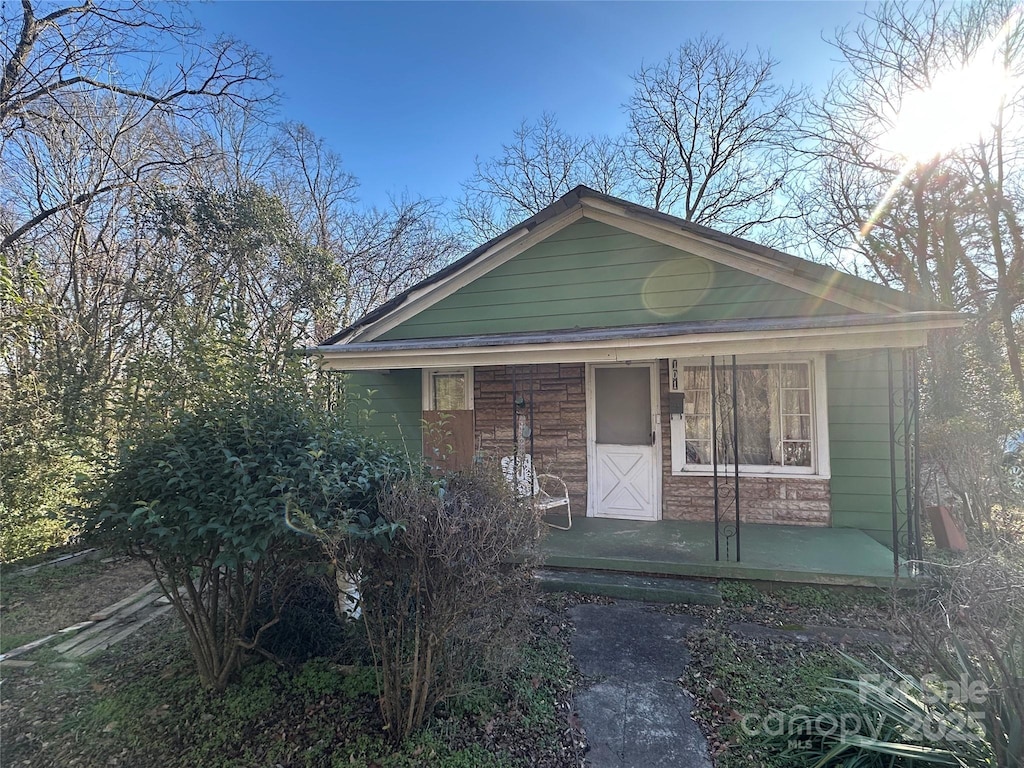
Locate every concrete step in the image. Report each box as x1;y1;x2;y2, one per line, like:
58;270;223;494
535;568;722;605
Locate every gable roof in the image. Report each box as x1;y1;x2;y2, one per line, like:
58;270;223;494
322;185;947;346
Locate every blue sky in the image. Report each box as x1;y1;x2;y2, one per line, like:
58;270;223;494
194;2;871;210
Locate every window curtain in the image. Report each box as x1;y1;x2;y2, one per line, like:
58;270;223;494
683;366;711;463
719;364;772;465
682;362;810;468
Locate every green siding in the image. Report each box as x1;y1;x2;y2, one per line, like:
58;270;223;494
344;370;421;456
827;351;904;547
380;219;852;340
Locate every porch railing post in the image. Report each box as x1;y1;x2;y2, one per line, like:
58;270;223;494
529;364;535;461
901;351;914;570
732;354;741;562
511;365;519;479
711;356;720;562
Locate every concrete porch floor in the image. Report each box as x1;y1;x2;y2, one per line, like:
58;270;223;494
540;517;902;587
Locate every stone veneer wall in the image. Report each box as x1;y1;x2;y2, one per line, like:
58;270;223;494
473;361;830;525
657;360;831;525
474;364;589;513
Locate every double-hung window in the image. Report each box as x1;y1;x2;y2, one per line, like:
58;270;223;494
422;368;474;412
671;358;825;475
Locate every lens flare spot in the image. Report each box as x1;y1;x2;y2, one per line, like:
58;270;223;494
641;258;713;317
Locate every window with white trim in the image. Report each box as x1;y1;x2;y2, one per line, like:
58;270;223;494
422;368;474;411
671;359;819;474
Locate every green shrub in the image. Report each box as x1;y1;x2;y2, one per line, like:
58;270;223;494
83;381;402;690
0;435;92;563
768;653;995;767
768;546;1024;768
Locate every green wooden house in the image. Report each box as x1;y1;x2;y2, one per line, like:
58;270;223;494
315;187;962;586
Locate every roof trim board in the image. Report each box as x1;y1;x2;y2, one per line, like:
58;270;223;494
315;312;963;371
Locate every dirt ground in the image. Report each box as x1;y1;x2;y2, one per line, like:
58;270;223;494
1;556;155;651
0;585;587;768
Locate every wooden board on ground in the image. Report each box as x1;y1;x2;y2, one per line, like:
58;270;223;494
88;579;159;621
63;605;172;659
0;634;58;662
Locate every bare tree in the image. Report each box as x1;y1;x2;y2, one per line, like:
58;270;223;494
458;113;626;243
0;88;197;430
624;36;806;240
190;100;283;190
266;122;460;327
806;0;1024;411
460;43;807;247
342;196;463;321
0;0;273;247
0;0;462;434
273;122;358;253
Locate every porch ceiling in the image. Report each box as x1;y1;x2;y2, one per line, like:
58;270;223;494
540;517;905;587
315;311;961;370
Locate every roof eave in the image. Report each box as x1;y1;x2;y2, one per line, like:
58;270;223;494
314;313;964;371
321;191;590;345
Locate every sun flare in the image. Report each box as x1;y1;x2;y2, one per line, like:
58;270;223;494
881;58;1013;163
860;10;1022;240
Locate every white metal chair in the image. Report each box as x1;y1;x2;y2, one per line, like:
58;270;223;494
501;454;572;530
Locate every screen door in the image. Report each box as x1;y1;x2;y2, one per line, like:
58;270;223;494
590;363;659;520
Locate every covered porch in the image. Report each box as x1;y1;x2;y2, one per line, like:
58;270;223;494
539;517;906;588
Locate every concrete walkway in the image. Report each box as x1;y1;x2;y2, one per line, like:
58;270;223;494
570;601;712;768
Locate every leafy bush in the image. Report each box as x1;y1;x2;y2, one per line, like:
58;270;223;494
0;253;85;563
0;434;92;562
83;383;402;690
338;466;542;742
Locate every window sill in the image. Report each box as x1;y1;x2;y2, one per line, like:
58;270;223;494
672;468;831;480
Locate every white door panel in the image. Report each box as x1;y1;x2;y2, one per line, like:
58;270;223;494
595;445;657;519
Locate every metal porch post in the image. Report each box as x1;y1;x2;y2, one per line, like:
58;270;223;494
912;349;922;562
905;348;922;564
731;354;741;562
711;356;720;561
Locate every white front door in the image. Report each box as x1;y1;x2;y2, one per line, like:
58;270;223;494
588;362;660;520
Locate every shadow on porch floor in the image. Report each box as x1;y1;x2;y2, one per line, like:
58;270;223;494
540;517;903;588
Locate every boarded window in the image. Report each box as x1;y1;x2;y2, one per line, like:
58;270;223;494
425;369;472;411
423;410;474;472
432;373;466;412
